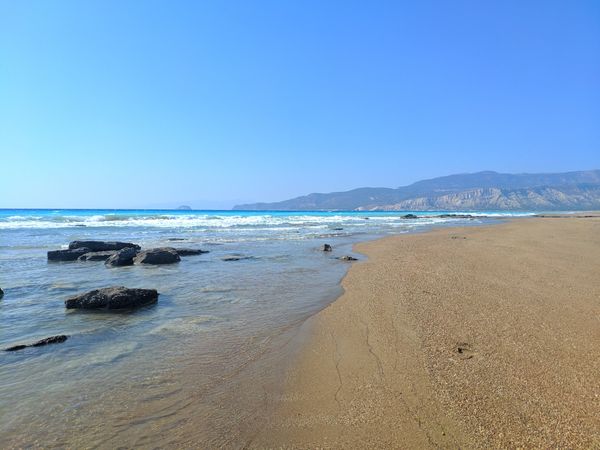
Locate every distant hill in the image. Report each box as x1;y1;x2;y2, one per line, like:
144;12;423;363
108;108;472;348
233;170;600;211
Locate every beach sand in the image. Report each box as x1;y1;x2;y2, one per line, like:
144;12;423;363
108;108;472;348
250;217;600;448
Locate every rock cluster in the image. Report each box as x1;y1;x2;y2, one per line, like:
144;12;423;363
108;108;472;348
47;240;209;267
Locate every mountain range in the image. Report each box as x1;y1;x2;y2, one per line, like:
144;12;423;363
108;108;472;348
233;170;600;211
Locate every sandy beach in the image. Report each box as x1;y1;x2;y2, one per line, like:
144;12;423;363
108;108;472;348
251;217;600;448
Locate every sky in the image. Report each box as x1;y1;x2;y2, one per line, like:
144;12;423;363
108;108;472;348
1;1;599;209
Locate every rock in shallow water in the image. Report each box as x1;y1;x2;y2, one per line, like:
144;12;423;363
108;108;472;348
69;240;141;252
105;247;139;267
0;288;3;299
321;244;333;252
134;248;181;264
221;254;253;261
65;286;158;310
48;247;91;261
5;335;68;352
173;248;209;256
338;255;358;261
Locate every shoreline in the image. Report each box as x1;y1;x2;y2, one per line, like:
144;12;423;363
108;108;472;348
250;216;600;448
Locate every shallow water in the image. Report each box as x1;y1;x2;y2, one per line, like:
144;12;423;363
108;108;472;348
0;209;532;447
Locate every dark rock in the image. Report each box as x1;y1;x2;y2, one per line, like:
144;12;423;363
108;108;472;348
65;286;159;310
438;214;474;219
321;244;333;252
167;238;187;241
403;214;418;219
174;248;210;256
134;248;180;265
331;227;344;231
5;344;27;352
221;255;253;261
78;250;118;261
0;288;3;299
105;247;139;267
338;255;358;261
48;247;91;261
31;335;68;347
68;240;141;252
5;335;68;351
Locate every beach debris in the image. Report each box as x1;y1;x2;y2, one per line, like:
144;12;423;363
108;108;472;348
69;240;141;252
134;248;181;265
338;255;358;261
105;247;139;267
455;342;475;360
48;247;92;261
5;335;68;352
451;235;467;240
403;214;418;219
78;250;118;261
65;286;158;310
173;248;210;256
321;244;333;252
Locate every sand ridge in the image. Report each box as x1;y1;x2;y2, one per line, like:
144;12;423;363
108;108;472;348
250;217;600;448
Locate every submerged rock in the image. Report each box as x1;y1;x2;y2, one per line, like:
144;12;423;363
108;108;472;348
78;250;118;261
69;240;141;252
105;247;139;267
174;248;210;256
32;335;68;347
134;248;181;265
221;254;253;261
403;214;418;219
338;255;358;261
65;286;158;310
48;247;91;261
5;335;68;352
438;214;475;219
321;244;333;252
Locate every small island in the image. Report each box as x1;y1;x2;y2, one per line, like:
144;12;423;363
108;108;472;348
176;205;192;210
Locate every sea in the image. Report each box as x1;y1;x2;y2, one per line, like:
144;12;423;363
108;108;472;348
0;209;533;447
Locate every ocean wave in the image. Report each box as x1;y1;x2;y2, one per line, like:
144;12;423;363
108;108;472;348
0;211;532;230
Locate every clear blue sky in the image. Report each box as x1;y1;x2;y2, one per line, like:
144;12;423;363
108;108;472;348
1;1;598;208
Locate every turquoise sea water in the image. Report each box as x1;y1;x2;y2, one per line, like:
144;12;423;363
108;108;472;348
0;209;533;447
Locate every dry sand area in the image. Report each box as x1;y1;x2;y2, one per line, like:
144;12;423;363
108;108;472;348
251;217;600;448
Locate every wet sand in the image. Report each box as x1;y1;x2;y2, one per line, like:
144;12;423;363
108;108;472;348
251;217;600;448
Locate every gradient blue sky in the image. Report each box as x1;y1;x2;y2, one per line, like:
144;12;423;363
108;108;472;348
1;1;599;208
